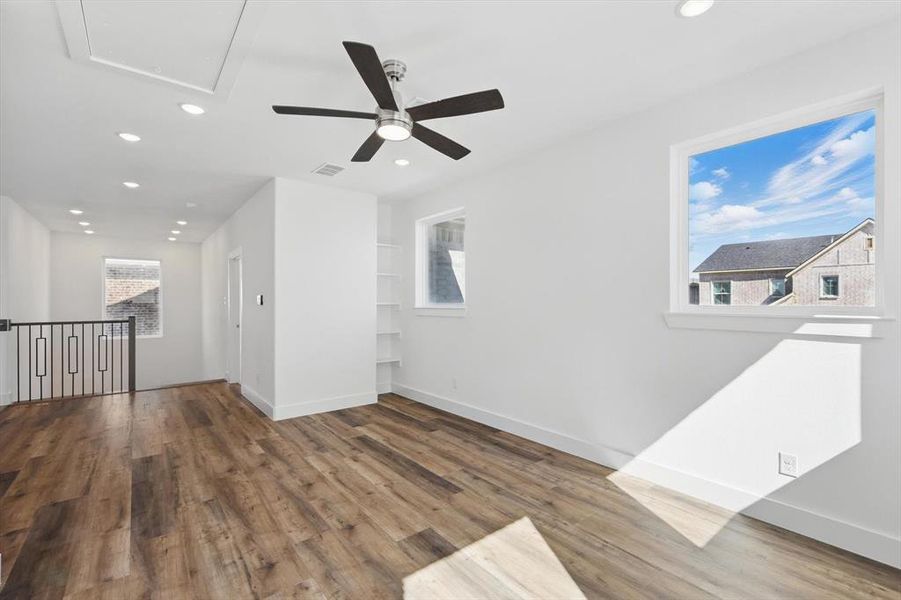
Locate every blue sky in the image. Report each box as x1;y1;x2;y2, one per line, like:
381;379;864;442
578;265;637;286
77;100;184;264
688;109;875;273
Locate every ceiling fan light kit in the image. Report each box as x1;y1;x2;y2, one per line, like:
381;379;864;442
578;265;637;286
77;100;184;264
273;41;505;162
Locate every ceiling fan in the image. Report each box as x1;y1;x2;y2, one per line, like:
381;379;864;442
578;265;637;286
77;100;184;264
272;41;505;162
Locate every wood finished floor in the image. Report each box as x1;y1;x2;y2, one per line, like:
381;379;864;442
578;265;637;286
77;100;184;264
0;382;898;599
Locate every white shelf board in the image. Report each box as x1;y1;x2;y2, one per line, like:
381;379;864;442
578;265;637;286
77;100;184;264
377;272;401;277
376;242;401;249
377;331;401;336
376;357;402;364
377;302;400;307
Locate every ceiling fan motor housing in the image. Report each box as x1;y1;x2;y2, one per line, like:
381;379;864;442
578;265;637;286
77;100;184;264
376;60;412;141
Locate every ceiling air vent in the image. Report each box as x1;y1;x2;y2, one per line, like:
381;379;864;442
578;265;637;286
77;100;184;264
312;163;344;176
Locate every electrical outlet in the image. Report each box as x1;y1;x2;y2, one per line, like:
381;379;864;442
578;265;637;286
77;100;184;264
779;452;798;478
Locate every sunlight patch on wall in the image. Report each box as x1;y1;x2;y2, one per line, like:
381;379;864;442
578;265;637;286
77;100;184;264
403;517;585;599
609;339;861;547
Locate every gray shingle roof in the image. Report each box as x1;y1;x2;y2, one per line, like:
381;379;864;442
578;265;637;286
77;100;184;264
693;234;841;273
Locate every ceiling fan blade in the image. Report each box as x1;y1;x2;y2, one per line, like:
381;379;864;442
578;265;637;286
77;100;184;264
342;41;398;111
406;89;504;121
411;123;470;160
272;105;377;120
351;131;385;162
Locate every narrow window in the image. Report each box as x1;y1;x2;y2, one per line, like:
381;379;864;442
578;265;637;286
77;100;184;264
103;258;162;336
821;275;839;298
416;208;466;308
712;281;731;305
865;236;874;250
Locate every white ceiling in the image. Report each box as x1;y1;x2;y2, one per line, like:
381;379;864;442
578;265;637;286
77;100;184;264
1;1;898;243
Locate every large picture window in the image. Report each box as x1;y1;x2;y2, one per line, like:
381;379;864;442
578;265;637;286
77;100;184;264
103;258;162;337
675;94;880;313
415;208;466;309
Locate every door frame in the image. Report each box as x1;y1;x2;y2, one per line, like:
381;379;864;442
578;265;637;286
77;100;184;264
227;248;243;384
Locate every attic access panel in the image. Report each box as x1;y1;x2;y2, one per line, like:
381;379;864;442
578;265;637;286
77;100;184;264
57;0;264;97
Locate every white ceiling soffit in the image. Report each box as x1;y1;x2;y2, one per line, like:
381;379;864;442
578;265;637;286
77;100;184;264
55;0;265;99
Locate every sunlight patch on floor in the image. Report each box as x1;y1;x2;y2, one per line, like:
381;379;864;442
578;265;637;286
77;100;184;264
403;517;585;600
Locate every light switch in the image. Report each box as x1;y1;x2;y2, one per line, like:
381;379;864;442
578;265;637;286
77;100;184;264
256;294;264;306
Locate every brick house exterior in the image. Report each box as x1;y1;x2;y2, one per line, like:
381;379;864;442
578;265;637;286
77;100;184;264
693;219;874;306
104;259;161;336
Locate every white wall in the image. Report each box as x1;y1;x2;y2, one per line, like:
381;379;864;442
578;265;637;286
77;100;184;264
201;180;276;406
390;21;901;566
0;196;50;405
50;232;203;390
273;179;377;418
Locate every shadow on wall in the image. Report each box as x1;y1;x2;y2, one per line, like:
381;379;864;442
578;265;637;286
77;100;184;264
607;336;863;548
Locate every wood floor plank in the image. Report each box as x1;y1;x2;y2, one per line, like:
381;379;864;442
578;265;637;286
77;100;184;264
0;383;897;599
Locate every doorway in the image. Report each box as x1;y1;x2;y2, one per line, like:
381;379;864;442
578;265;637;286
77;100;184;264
227;250;242;384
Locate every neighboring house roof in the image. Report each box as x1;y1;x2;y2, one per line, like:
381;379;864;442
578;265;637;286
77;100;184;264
694;234;841;273
694;218;874;274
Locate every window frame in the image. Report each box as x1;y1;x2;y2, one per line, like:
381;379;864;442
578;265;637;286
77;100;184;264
712;281;732;305
101;256;164;339
669;88;885;320
414;207;466;314
820;274;840;299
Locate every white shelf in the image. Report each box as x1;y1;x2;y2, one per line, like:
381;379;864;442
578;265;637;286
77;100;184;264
377;242;400;249
377;272;401;277
377;302;400;307
376;357;402;364
377;330;401;336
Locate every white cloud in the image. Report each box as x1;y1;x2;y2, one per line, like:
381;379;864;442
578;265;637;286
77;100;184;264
712;167;730;179
829;126;875;160
689;181;722;202
693;204;763;234
759;121;875;208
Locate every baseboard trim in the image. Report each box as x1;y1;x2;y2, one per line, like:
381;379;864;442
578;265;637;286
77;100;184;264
240;384;274;419
391;382;901;568
273;391;376;421
376;381;392;394
0;391;11;407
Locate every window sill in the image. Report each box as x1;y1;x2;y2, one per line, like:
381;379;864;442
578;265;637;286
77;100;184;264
415;306;466;318
664;311;894;339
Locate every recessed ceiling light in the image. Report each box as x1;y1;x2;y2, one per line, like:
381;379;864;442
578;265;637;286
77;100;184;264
394;159;410;167
179;103;205;115
677;0;715;17
69;209;83;215
171;230;181;235
123;181;140;189
176;220;187;226
117;132;141;142
78;221;90;226
168;237;177;242
84;230;94;234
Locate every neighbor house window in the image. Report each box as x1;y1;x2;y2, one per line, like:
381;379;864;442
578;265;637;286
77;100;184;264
770;278;786;297
712;281;731;305
415;208;465;308
821;275;839;298
678;96;878;311
103;258;162;336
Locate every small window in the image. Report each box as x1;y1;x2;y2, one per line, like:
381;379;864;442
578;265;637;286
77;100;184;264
415;208;465;308
770;278;786;297
712;281;731;305
103;258;162;336
865;236;874;250
821;275;839;298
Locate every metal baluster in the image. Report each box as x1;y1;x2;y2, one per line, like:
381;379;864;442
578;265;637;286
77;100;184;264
81;322;85;396
16;326;20;402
